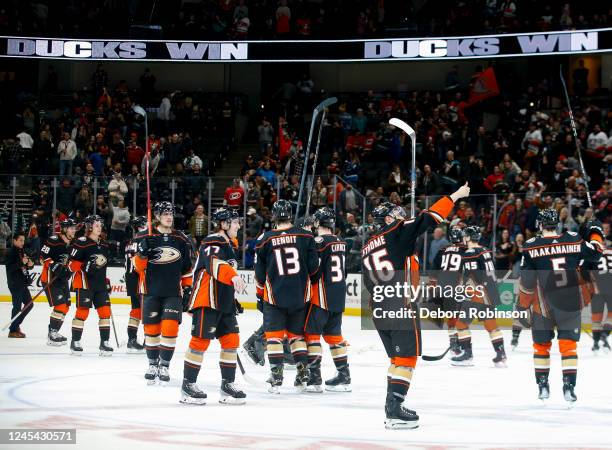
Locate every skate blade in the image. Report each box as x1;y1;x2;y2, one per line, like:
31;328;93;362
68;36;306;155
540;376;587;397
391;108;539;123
180;395;207;405
267;385;281;394
146;378;157;386
451;359;474;366
158;379;170;386
305;385;324;393
70;350;83;356
219;396;246;405
325;384;352;392
99;351;114;357
565;400;576;409
47;340;66;347
126;348;145;354
493;360;508;368
384;418;419;430
511;345;518;351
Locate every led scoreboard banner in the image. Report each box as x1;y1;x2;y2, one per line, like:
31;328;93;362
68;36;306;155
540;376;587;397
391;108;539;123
1;28;611;62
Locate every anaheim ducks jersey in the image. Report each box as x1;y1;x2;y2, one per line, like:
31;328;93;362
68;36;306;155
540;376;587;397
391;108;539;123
255;225;319;311
124;239;139;297
430;243;467;290
40;234;71;285
311;234;347;313
461;246;500;306
189;234;239;313
362;196;455;302
582;247;612;298
519;232;603;316
68;236;109;292
133;230;193;297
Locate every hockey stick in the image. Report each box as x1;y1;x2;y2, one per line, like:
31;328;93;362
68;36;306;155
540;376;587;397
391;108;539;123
110;311;121;347
236;354;269;388
389;118;417;218
296;97;338;220
133;105;152;234
1;275;58;331
559;66;593;208
421;346;451;361
304;108;329;216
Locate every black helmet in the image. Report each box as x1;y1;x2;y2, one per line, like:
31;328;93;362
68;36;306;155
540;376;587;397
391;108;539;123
130;216;148;231
60;217;77;230
462;225;481;243
154;201;175;216
212;207;239;228
272;200;292;222
313;207;335;229
84;214;104;228
536;209;559;230
372;202;395;230
448;226;463;244
296;216;315;229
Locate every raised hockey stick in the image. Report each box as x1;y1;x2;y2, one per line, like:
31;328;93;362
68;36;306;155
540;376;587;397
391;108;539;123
304;108;329;216
132;105;152;234
296;97;338;220
421;346;451;361
389;118;417;218
559;66;592;208
236;354;269;388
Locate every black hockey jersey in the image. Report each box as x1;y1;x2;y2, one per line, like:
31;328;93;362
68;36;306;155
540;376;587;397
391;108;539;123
430;243;466;290
519;231;603;316
189;234;239;313
133;230;193;297
461;246;500;306
311;234;347;313
583;247;612;298
40;234;71;285
254;225;319;311
68;236;109;292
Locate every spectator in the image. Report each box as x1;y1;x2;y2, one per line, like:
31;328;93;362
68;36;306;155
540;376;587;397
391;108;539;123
188;204;209;247
183;148;203;173
56;179;76;215
484;166;505;192
257;118;274;154
224;178;245;210
108;171;128;205
57;132;77;176
110;199;130;251
557;206;578;233
352;108;367;134
586;124;608;159
495;229;517;270
428;227;449;268
126;135;145;168
0;216;11;259
572;59;589;97
16;129;34;151
74;186;93;216
339;183;360;216
441;150;461;191
246;206;263;237
310;176;328;211
276;0;291;35
165;133;184;174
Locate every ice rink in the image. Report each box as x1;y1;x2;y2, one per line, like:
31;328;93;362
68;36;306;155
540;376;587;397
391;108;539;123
1;302;611;450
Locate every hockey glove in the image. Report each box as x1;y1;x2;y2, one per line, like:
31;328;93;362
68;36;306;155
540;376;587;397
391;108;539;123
84;255;100;274
182;286;192;312
26;272;36;286
234;299;244;315
50;261;68;278
585;219;604;244
137;236;155;258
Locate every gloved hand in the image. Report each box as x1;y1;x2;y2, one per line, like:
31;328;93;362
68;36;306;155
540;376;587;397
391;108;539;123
137;236;156;258
105;278;112;294
84;255;100;274
234;299;244;315
50;261;67;278
26;272;36;286
585;219;604;243
182;286;192;312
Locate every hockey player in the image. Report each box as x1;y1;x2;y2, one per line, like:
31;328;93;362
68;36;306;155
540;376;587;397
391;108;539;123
580;229;612;352
181;207;247;405
451;225;507;367
255;199;319;393
304;207;350;393
518;209;604;404
124;216;148;353
362;183;470;429
41;217;77;346
67;215;113;356
429;225;466;355
133;202;193;385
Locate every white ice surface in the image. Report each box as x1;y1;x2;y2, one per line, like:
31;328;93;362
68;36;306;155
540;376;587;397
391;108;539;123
1;303;611;450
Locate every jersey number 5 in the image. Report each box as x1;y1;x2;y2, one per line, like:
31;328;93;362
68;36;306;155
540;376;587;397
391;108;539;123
274;247;300;275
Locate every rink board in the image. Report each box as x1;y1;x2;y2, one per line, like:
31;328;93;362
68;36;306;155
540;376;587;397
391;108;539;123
0;265;596;327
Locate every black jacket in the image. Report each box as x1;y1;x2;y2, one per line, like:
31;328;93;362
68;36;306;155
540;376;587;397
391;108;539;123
5;247;32;290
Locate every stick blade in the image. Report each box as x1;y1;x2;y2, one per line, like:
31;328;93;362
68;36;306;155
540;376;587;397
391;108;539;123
316;97;338;112
389;118;415;136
